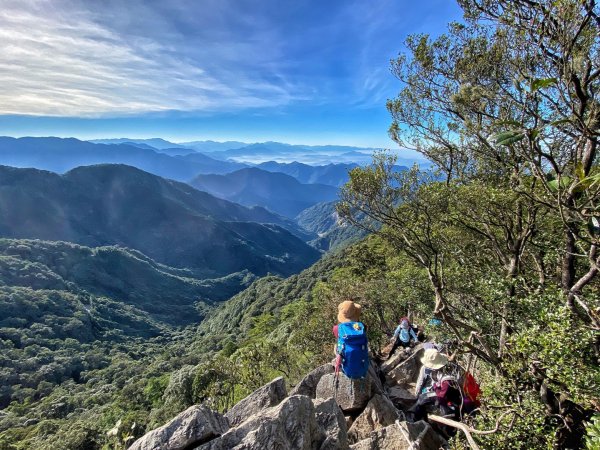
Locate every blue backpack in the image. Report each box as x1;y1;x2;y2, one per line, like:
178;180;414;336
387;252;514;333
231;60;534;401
336;321;369;379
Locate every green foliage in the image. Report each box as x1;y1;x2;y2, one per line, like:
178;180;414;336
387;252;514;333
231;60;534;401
143;375;170;408
585;415;600;450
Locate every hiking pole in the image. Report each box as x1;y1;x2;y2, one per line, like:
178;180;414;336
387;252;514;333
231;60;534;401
334;353;342;400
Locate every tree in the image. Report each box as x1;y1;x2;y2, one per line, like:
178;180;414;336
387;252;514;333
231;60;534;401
339;1;599;447
387;0;600;328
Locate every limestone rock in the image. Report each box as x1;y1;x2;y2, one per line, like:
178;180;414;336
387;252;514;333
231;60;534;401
315;373;372;413
348;394;399;443
350;420;447;450
196;395;323;450
290;362;334;398
387;386;417;409
225;376;286;427
382;346;425;388
129;405;228;450
403;421;447;450
313;397;349;450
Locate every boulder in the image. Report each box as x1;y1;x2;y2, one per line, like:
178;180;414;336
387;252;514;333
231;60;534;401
129;405;228;450
380;348;409;374
290;362;334;398
350;420;447;450
196;395;323;450
367;362;384;395
315;373;372;413
347;394;400;443
225;376;286;427
387;386;417;409
345;415;354;430
382;346;425;388
313;397;349;450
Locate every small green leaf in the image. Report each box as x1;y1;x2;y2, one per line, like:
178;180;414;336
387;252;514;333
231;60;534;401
548;177;571;191
575;162;586;181
531;77;557;92
549;118;570;127
579;173;600;190
493;131;525;146
529;128;541;139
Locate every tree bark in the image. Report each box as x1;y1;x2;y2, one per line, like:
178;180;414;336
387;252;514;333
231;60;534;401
562;228;577;309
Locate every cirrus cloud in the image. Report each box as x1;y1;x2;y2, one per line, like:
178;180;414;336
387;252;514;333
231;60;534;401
0;0;298;116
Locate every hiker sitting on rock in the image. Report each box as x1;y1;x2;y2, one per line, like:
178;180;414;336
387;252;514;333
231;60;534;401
414;347;449;398
388;317;418;359
332;300;369;380
410;348;463;437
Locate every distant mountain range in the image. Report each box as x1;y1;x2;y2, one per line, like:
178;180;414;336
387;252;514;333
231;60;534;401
190;168;339;218
175;152;248;173
203;142;378;165
87;137;421;165
256;161;358;186
0;164;320;278
179;140;248;152
89;138;188;150
0;137;241;180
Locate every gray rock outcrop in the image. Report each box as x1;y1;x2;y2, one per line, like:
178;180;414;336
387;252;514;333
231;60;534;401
129;405;229;450
387;386;417;409
348;394;400;443
290;362;335;398
350;420;446;450
225;376;287;427
196;395;323;450
313;397;349;450
315;373;372;412
367;362;384;395
381;345;425;388
133;342;455;450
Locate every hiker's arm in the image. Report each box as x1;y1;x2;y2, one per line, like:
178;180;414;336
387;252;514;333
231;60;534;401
392;325;401;339
409;328;418;341
414;366;426;396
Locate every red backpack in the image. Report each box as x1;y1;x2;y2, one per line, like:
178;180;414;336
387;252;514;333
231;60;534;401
462;371;482;408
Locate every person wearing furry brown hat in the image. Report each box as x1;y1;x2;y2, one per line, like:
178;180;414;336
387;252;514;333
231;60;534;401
332;300;369;379
332;300;362;339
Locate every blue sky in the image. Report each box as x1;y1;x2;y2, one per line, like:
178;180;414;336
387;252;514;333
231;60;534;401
0;0;462;148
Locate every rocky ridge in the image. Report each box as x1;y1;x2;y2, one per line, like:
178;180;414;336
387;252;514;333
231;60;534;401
127;344;448;449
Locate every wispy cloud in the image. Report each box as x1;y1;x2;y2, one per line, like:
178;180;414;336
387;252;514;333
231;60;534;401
0;0;461;122
0;0;297;116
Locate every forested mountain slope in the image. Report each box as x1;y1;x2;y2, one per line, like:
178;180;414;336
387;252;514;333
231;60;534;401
0;164;320;277
0;241;349;449
0;239;254;325
295;201;367;251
